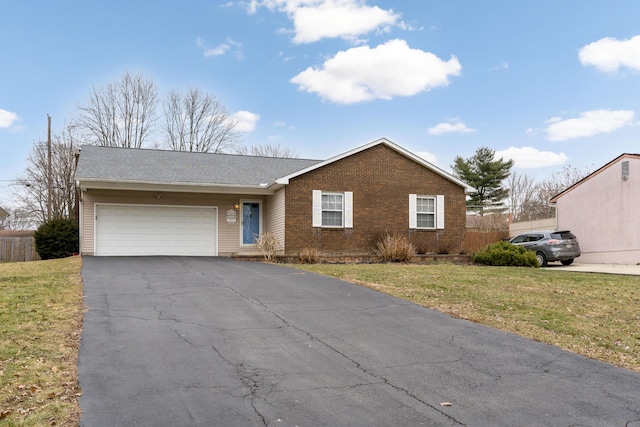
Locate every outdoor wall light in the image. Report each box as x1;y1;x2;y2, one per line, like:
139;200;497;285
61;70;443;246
233;202;240;210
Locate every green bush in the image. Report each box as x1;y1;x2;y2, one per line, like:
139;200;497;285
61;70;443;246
34;218;79;260
472;241;538;267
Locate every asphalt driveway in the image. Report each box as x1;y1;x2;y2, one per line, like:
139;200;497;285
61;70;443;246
79;257;640;426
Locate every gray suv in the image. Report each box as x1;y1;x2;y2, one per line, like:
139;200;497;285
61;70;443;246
509;230;581;267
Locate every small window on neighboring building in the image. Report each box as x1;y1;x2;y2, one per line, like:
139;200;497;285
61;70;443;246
622;160;630;180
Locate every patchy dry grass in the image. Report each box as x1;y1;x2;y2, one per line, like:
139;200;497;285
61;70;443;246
293;263;640;372
0;256;83;426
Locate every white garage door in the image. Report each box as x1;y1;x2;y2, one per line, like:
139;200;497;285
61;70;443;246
95;204;217;256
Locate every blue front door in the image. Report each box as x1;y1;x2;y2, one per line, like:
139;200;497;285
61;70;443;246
242;202;260;245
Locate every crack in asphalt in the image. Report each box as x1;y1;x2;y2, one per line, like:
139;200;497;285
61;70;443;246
209;343;269;426
189;272;467;426
269;312;467;426
98;269;468;425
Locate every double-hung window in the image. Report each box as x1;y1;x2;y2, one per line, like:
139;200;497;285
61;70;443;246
416;196;436;228
409;194;444;229
322;193;343;227
312;190;353;228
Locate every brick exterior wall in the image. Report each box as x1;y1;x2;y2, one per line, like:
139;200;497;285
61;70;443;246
284;144;468;255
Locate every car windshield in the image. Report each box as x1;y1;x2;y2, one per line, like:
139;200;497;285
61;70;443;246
550;232;576;240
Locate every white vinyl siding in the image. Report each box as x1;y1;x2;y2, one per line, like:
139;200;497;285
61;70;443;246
409;194;445;230
312;190;353;228
265;188;285;253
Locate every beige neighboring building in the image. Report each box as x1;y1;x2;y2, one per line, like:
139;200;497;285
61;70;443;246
550;153;640;265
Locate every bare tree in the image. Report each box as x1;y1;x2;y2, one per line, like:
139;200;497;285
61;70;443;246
1;207;37;230
506;165;593;222
235;143;299;158
0;206;9;229
77;70;157;148
162;87;239;153
506;172;542;222
14;124;79;225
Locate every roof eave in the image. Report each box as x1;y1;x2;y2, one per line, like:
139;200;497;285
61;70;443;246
549;153;640;203
75;178;281;195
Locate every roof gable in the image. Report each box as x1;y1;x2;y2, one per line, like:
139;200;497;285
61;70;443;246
275;138;476;193
550;153;640;203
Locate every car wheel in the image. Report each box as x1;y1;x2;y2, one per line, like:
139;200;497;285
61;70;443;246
561;259;574;266
536;252;547;267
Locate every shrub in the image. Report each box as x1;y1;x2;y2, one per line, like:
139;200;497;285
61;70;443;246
34;218;79;260
374;233;416;263
255;232;281;261
472;241;538;267
298;247;320;264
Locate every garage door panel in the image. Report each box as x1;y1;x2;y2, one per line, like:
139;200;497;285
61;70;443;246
95;205;217;256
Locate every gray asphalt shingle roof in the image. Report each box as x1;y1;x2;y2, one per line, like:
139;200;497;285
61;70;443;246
75;145;321;187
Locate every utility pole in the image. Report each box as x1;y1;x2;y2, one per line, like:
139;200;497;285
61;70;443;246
47;114;52;221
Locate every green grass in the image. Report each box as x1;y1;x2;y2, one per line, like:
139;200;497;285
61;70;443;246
292;263;640;372
0;257;83;426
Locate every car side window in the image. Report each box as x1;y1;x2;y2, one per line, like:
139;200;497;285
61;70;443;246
530;234;544;242
512;235;526;244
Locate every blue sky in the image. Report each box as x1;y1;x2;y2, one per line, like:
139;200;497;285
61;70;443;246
1;1;640;205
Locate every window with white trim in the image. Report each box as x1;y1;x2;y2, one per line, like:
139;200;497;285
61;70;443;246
313;190;353;228
409;194;444;229
416;196;435;228
322;193;343;226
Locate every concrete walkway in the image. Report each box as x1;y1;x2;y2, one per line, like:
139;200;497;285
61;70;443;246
546;262;640;275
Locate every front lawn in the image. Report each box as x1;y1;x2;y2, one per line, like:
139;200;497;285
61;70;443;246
0;257;83;426
293;263;640;372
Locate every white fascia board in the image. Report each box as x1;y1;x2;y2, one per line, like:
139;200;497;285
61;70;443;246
76;179;281;195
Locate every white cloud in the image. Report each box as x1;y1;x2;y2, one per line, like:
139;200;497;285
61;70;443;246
247;0;401;43
0;109;19;128
415;151;438;165
579;35;640;73
290;39;461;104
428;121;476;135
197;37;242;58
488;61;509;72
545;109;635;141
495;147;568;169
232;111;260;132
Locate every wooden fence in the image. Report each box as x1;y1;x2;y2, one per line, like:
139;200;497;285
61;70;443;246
0;231;40;262
461;230;509;254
